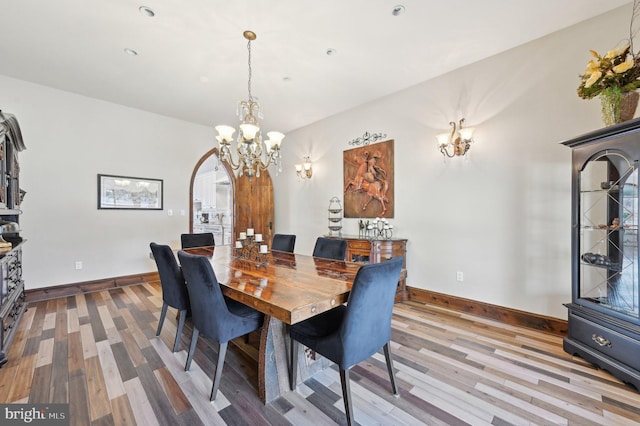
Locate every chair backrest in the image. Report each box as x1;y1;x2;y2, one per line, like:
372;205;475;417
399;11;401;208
339;256;403;369
312;237;347;260
149;242;190;310
271;234;296;253
181;232;215;249
177;250;235;343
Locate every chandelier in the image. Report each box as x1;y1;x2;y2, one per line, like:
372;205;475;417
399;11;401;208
215;30;284;178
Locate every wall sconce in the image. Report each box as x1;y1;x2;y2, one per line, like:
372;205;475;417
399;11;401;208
436;118;474;158
295;156;313;179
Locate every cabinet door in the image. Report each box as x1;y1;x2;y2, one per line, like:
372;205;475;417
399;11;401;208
579;151;638;320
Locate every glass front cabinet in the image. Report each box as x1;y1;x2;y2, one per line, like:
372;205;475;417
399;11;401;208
562;119;640;391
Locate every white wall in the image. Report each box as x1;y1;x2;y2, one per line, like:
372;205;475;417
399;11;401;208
0;6;630;319
0;75;213;288
273;7;629;319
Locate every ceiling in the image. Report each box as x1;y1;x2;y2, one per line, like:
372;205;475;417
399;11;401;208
0;0;632;134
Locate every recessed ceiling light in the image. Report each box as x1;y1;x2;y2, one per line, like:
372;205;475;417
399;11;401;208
139;6;155;17
326;48;336;56
392;5;405;16
124;48;138;56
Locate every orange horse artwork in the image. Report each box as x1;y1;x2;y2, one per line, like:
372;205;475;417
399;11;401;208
343;140;394;218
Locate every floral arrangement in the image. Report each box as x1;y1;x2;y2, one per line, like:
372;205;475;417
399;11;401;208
577;45;640;99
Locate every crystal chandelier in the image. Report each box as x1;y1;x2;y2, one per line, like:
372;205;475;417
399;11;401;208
215;31;284;178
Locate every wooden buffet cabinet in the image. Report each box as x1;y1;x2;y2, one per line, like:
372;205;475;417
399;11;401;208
327;235;408;302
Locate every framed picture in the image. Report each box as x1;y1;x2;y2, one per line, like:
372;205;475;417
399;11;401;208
97;174;163;210
343;139;394;218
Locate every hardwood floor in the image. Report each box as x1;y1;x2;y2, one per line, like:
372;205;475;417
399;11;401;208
1;282;639;425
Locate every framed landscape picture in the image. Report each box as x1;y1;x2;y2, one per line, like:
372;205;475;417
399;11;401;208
343;139;394;218
97;174;163;210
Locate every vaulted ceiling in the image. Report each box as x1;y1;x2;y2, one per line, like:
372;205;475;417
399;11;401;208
0;0;631;133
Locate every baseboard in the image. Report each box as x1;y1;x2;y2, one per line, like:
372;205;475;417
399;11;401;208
25;271;160;303
408;287;568;337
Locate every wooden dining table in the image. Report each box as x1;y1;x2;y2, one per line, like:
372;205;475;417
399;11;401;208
183;245;363;404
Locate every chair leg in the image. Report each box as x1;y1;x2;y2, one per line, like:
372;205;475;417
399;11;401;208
289;337;299;391
173;309;187;352
383;342;399;396
210;341;228;401
156;302;168;336
185;328;199;371
339;368;354;426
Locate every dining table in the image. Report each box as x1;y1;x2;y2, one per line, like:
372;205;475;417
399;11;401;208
183;245;363;404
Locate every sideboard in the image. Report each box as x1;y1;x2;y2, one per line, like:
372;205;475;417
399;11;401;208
326;235;407;302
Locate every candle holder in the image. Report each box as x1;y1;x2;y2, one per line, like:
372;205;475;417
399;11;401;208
235;234;269;265
365;218;393;240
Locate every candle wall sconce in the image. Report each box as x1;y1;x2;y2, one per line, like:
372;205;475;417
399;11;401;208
436;118;474;158
365;217;393;240
295;156;313;180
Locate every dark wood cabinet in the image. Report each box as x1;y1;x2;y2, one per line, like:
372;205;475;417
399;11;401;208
327;235;407;302
0;111;26;368
562;119;640;391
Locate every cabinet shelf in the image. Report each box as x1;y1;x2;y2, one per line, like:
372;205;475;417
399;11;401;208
581;226;638;231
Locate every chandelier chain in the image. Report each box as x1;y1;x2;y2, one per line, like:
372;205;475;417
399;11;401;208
247;39;253;102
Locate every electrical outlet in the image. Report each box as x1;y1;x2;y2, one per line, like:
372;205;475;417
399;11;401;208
75;261;83;270
456;271;464;282
167;209;173;216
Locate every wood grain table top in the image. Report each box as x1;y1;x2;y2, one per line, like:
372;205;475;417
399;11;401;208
183;246;362;324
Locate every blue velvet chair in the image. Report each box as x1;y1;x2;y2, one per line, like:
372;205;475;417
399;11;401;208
150;242;190;352
288;256;403;426
271;233;296;253
180;232;215;249
312;237;347;260
177;250;264;401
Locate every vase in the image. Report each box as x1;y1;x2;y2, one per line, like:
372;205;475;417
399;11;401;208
600;91;639;126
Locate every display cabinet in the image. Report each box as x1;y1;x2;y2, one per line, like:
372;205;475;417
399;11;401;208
562;119;640;390
0;111;26;368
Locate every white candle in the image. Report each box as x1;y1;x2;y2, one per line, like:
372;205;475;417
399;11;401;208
235;241;243;249
255;233;263;242
384;225;389;230
239;232;247;240
247;228;254;236
260;244;268;254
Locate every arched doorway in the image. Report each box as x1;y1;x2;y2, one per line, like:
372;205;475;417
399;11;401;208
189;148;235;245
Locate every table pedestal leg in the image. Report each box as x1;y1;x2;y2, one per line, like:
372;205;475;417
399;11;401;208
258;316;330;404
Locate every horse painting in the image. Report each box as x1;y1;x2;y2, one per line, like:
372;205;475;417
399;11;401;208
343;140;394;218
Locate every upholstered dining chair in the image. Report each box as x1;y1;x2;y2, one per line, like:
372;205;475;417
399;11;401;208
312;237;347;260
177;250;265;401
271;233;296;253
149;242;190;352
288;256;404;426
180;232;215;249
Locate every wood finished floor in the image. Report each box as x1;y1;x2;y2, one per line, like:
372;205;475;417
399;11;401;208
1;282;639;426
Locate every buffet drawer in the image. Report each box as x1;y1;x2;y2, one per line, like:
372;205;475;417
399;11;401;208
568;312;640;371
